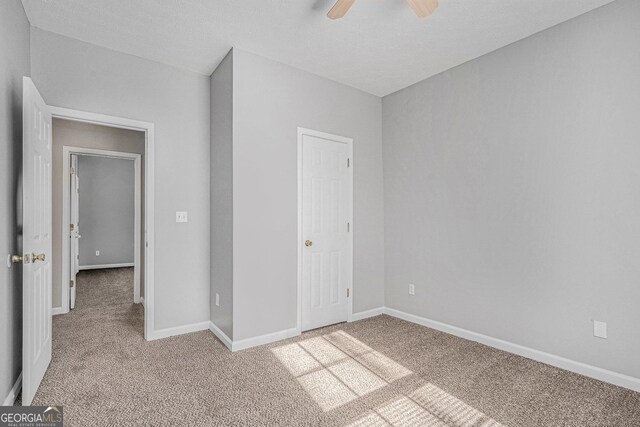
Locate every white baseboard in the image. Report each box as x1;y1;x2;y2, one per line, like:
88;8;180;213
79;263;134;271
350;307;385;322
209;321;233;351
148;321;210;341
52;306;67;316
3;372;22;406
383;307;640;393
232;328;300;352
207;323;300;352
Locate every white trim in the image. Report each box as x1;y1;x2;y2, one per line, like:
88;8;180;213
297;127;354;334
79;263;134;270
133;154;141;304
52;307;66;316
232;328;300;352
148;321;210;341
350;307;385;322
383;307;640;393
209;321;233;351
52;106;155;341
139;296;145;307
3;372;22;406
207;323;300;353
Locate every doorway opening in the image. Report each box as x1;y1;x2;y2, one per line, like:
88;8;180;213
65;149;142;311
50;107;156;342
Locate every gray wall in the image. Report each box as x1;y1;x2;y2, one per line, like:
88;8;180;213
210;51;234;339
0;0;29;403
382;0;640;378
232;49;385;341
52;119;145;306
32;28;210;331
78;156;135;267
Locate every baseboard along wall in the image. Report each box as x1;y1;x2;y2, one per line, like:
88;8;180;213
148;321;210;341
2;372;22;406
351;307;640;393
78;263;134;271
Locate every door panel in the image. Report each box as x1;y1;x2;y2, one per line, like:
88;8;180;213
22;77;52;405
301;133;352;332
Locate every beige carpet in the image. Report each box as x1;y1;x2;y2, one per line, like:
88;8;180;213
32;268;640;426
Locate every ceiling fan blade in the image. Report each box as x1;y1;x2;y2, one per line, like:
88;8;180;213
327;0;357;20
407;0;439;18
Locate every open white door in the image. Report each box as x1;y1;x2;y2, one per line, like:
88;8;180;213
300;129;353;332
69;154;80;309
22;77;53;405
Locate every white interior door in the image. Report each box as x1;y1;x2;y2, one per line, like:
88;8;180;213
300;131;353;332
70;154;80;309
22;77;53;405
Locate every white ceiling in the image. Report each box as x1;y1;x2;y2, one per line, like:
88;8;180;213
21;0;616;96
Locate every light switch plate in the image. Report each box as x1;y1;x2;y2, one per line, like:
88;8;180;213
593;320;607;339
215;293;220;307
176;211;188;223
408;284;415;295
95;250;100;256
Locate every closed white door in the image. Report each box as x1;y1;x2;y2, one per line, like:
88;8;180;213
70;154;80;309
22;77;53;405
300;130;353;332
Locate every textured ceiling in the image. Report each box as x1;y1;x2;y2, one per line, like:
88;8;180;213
21;0;616;96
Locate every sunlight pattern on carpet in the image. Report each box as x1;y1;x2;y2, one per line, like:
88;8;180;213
346;383;505;426
272;331;411;411
273;330;505;426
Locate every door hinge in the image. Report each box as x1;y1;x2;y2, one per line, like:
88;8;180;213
347;288;350;298
347;158;350;168
70;223;75;231
70;280;75;288
70;167;75;175
347;222;350;232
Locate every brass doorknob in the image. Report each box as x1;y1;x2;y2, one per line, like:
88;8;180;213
305;240;313;247
32;253;46;262
11;255;23;264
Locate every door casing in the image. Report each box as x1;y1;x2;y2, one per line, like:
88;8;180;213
297;127;354;333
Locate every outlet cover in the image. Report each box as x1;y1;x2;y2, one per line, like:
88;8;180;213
593;320;607;339
409;284;415;295
176;211;188;223
95;250;100;256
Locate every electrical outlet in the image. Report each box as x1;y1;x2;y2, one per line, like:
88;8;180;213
215;293;220;307
176;211;188;223
593;320;607;339
95;250;100;256
408;284;415;295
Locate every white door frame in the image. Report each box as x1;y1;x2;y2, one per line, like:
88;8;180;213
62;147;142;304
51;106;155;341
297;127;354;333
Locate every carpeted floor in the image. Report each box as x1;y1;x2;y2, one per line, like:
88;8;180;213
32;268;640;426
